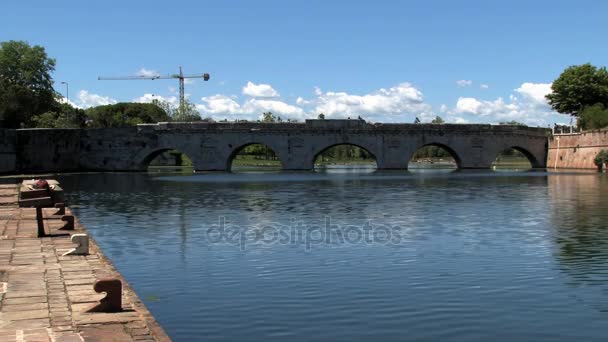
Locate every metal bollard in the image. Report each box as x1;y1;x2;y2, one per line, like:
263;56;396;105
86;278;122;313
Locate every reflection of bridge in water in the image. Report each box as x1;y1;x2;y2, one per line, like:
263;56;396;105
13;119;549;173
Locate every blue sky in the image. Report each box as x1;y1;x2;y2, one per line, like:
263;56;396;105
2;0;607;125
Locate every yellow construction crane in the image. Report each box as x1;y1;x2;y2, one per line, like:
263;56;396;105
98;67;210;109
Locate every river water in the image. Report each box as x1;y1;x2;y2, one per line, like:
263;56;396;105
57;169;608;341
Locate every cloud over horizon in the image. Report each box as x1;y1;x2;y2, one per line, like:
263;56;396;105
69;80;569;126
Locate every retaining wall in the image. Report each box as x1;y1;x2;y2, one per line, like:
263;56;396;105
547;129;608;169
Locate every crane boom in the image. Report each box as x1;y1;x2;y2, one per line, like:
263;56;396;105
98;66;210;110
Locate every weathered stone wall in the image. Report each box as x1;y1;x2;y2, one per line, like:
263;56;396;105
547;129;608;169
16;129;81;172
0;122;550;173
0;129;17;174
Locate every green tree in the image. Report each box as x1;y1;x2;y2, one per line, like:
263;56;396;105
594;150;608;171
431;116;444;124
262;112;276;122
546;63;608;117
31;102;87;128
86;102;170;128
318;113;325;119
152;99;201;122
0;40;57;128
578;103;608;130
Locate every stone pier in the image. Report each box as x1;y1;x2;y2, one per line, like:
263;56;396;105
0;184;171;341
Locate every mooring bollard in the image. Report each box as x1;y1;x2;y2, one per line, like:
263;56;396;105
35;206;46;237
53;202;66;216
63;234;89;256
87;278;122;313
59;215;74;230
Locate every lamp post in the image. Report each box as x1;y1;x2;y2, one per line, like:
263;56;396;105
60;82;70;124
60;81;69;103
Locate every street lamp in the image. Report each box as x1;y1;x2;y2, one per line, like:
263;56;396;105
60;81;69;103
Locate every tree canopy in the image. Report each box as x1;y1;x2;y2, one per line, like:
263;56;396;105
32;102;87;128
546;63;608;117
0;40;57;128
85;102;170;128
578;103;608;130
152;99;202;122
431;116;444;124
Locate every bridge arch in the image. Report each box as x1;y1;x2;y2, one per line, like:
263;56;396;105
312;143;378;170
493;146;541;169
139;148;195;171
226;142;284;171
407;143;462;169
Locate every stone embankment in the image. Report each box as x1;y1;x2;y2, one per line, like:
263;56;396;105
0;183;171;341
547;129;608;169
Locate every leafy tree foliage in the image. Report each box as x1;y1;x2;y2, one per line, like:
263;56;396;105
412;145;452;159
318;113;325;119
236;144;279;161
31;102;87;128
578;103;608;130
431;116;444;124
546;63;608;117
262;112;276;122
152;99;202;122
85;102;170;128
316;145;375;163
594;150;608;171
0;40;57;128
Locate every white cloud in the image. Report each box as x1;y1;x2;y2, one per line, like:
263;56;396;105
197;95;304;121
197;95;242;115
133;93;179;106
197;82;432;123
452;117;469;124
76;90;117;108
136;68;159;77
242;81;280;98
456;80;473;87
296;97;310;105
455;97;484;114
515;82;552;104
312;83;432;122
242;99;304;118
449;82;564;126
480;84;489;89
439;104;448;113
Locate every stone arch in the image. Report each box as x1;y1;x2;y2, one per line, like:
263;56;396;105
138;148;195;170
407;143;462;169
226;142;285;170
312;143;379;169
495;146;541;168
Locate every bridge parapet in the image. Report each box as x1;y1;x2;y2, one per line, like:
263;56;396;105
137;121;550;136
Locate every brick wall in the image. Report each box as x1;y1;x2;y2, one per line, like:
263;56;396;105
547;129;608;169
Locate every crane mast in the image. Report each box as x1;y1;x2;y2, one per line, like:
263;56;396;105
98;67;210;112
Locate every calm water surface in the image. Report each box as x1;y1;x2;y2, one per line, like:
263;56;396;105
57;170;608;341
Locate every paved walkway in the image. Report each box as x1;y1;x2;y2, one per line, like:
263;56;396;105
0;185;171;341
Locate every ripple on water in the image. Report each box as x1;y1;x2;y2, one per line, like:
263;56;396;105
57;171;608;342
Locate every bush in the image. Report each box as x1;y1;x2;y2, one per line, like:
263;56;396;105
579;103;608;130
594;150;608;171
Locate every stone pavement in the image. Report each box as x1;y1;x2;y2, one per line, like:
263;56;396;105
0;185;171;341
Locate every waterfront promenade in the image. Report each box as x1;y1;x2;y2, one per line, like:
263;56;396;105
0;184;170;341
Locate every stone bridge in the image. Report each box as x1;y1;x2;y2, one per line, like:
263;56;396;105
1;119;549;173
